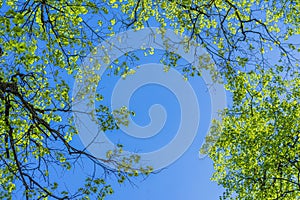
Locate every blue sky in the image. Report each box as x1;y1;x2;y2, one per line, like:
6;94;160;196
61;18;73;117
82;46;229;199
64;5;230;200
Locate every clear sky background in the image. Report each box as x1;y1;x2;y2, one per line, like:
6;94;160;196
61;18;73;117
63;7;230;200
88;49;228;199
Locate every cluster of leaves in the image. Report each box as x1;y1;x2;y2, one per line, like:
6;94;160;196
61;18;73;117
0;0;151;199
117;0;299;76
202;68;300;199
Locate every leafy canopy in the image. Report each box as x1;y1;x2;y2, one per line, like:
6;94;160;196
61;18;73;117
0;0;151;199
203;68;300;199
0;0;299;199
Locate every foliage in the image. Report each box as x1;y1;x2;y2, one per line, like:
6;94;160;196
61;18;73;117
118;0;299;77
0;0;150;199
202;69;300;199
1;0;299;199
